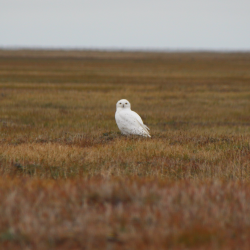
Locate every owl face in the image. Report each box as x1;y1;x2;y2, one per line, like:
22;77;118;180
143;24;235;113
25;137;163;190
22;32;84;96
116;99;131;110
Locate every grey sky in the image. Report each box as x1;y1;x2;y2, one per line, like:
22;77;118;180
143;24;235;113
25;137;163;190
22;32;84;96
1;0;250;50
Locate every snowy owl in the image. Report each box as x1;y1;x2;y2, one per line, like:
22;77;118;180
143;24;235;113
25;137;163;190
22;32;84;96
115;99;151;137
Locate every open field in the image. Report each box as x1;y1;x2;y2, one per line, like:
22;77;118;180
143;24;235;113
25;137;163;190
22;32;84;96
0;50;250;249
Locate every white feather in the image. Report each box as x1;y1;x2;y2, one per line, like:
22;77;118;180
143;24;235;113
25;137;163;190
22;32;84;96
115;99;151;137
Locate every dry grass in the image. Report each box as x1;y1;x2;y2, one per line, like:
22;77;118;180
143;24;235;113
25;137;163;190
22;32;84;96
1;178;250;250
0;49;250;249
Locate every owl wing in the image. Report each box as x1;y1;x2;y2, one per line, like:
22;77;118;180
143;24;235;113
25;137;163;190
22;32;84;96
131;111;150;130
118;110;151;137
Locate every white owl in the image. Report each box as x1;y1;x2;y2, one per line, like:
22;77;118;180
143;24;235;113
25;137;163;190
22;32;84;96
115;99;151;137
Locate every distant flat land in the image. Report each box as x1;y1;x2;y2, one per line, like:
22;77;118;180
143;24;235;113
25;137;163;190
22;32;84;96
0;50;250;249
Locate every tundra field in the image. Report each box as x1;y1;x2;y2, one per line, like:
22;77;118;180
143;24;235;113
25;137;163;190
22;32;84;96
0;50;250;249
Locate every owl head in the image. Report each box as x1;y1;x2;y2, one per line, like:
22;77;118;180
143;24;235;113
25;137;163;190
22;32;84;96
116;99;131;110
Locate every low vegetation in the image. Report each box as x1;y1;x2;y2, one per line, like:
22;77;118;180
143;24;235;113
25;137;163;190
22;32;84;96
0;50;250;249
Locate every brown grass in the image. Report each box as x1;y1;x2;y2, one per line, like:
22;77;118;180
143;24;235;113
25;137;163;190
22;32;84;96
0;49;250;249
1;178;250;250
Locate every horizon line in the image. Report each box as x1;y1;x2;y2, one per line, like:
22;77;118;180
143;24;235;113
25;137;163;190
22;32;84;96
0;46;250;53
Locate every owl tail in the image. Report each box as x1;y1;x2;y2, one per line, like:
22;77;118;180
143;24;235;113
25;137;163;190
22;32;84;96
141;124;151;137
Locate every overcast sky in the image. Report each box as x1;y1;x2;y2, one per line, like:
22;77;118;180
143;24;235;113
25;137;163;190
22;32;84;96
1;0;250;51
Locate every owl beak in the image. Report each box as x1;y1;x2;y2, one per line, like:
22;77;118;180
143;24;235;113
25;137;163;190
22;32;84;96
122;104;124;108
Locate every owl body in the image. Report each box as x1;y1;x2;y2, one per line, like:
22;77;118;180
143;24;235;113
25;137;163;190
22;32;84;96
115;99;151;137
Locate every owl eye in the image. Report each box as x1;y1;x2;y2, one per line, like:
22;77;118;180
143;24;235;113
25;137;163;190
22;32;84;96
125;103;128;104
119;103;122;104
